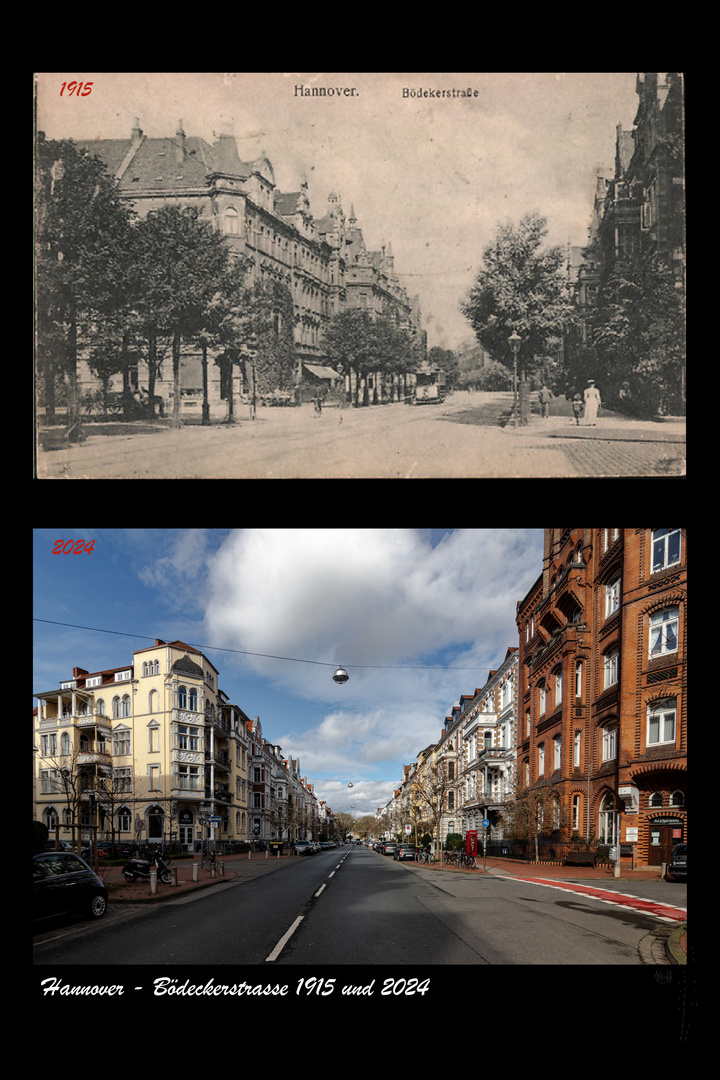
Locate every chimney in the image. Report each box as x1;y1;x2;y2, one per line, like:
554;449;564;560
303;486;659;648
131;118;143;145
176;119;186;164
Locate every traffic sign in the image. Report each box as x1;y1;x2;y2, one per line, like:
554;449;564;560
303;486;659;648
208;816;222;823
481;818;490;827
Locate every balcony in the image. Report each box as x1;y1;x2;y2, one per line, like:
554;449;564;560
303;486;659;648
76;750;112;767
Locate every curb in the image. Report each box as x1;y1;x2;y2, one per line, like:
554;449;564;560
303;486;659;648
665;924;687;965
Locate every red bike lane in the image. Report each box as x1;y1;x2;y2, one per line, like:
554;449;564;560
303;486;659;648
500;874;687;923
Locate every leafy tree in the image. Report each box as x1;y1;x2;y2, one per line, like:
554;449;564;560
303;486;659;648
428;346;459;388
322;309;416;404
587;249;685;415
131;205;231;426
462;213;573;378
35;138;135;427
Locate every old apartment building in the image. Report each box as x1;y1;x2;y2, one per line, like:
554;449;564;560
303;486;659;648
33;639;323;852
516;528;686;867
69;123;423;417
383;528;686;870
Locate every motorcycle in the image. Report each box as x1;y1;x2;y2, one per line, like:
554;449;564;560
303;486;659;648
122;848;172;884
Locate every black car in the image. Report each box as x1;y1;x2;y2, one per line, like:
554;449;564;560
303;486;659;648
33;850;109;923
667;843;687;881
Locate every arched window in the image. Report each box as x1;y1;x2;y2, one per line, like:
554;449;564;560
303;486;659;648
188;687;198;712
112;696;120;718
649;792;664;807
121;694;131;718
670;790;685;807
224;206;239;235
97;698;105;716
598;793;615;843
178;686;187;709
60;732;71;756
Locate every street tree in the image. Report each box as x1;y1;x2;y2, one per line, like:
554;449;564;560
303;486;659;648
586;249;685;416
502;779;567;862
35;138;135;428
462;213;573;380
322;309;416;405
131;205;231;426
406;760;455;855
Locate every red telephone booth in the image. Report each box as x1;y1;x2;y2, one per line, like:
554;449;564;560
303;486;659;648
466;830;478;856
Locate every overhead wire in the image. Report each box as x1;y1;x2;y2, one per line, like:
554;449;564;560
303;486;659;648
32;617;485;671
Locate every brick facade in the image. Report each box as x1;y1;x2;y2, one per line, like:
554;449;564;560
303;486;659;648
516;528;686;867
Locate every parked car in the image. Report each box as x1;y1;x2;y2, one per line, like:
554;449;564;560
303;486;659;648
33;851;108;923
394;844;418;861
667;843;687;881
294;840;314;856
382;842;398;856
42;840;72;852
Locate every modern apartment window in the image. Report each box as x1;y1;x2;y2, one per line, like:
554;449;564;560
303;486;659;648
604;647;619;688
553;734;562;769
649;607;679;657
647;699;676;746
652;528;681;573
605;577;621;618
601;723;617;761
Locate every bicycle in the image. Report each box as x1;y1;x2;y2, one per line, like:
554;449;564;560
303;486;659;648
458;852;477;870
418;849;436;864
200;849;219;871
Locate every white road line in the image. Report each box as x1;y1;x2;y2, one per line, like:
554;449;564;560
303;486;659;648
265;915;304;962
315;884;327;897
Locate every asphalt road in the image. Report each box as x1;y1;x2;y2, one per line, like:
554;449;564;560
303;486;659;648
36;392;685;478
33;846;683;972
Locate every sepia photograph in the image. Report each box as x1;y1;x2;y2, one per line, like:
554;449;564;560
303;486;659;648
34;72;685;478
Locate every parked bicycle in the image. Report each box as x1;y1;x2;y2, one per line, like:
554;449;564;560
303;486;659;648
200;848;219;871
417;848;436;864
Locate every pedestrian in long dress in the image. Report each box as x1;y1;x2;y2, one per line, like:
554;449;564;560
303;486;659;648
583;379;601;425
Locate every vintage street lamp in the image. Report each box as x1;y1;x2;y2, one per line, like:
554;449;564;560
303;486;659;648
508;330;522;430
332;666;349;684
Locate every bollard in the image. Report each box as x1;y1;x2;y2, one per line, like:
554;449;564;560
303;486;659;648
219;861;225;876
171;867;178;886
193;862;199;882
150;868;157;896
265;849;269;860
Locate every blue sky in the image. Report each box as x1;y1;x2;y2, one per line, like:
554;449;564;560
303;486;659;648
33;529;545;818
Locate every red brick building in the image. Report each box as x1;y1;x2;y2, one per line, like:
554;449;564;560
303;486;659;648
516;528;686;868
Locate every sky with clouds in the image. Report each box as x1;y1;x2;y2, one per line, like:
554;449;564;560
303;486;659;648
35;72;639;350
33;528;546;819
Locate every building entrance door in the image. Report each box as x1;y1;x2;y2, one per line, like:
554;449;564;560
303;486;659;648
648;817;684;865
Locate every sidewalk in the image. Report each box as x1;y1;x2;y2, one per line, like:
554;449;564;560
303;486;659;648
99;850;296;903
405;855;688;964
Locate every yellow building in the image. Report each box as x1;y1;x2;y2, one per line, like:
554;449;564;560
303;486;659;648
33;639;251;853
